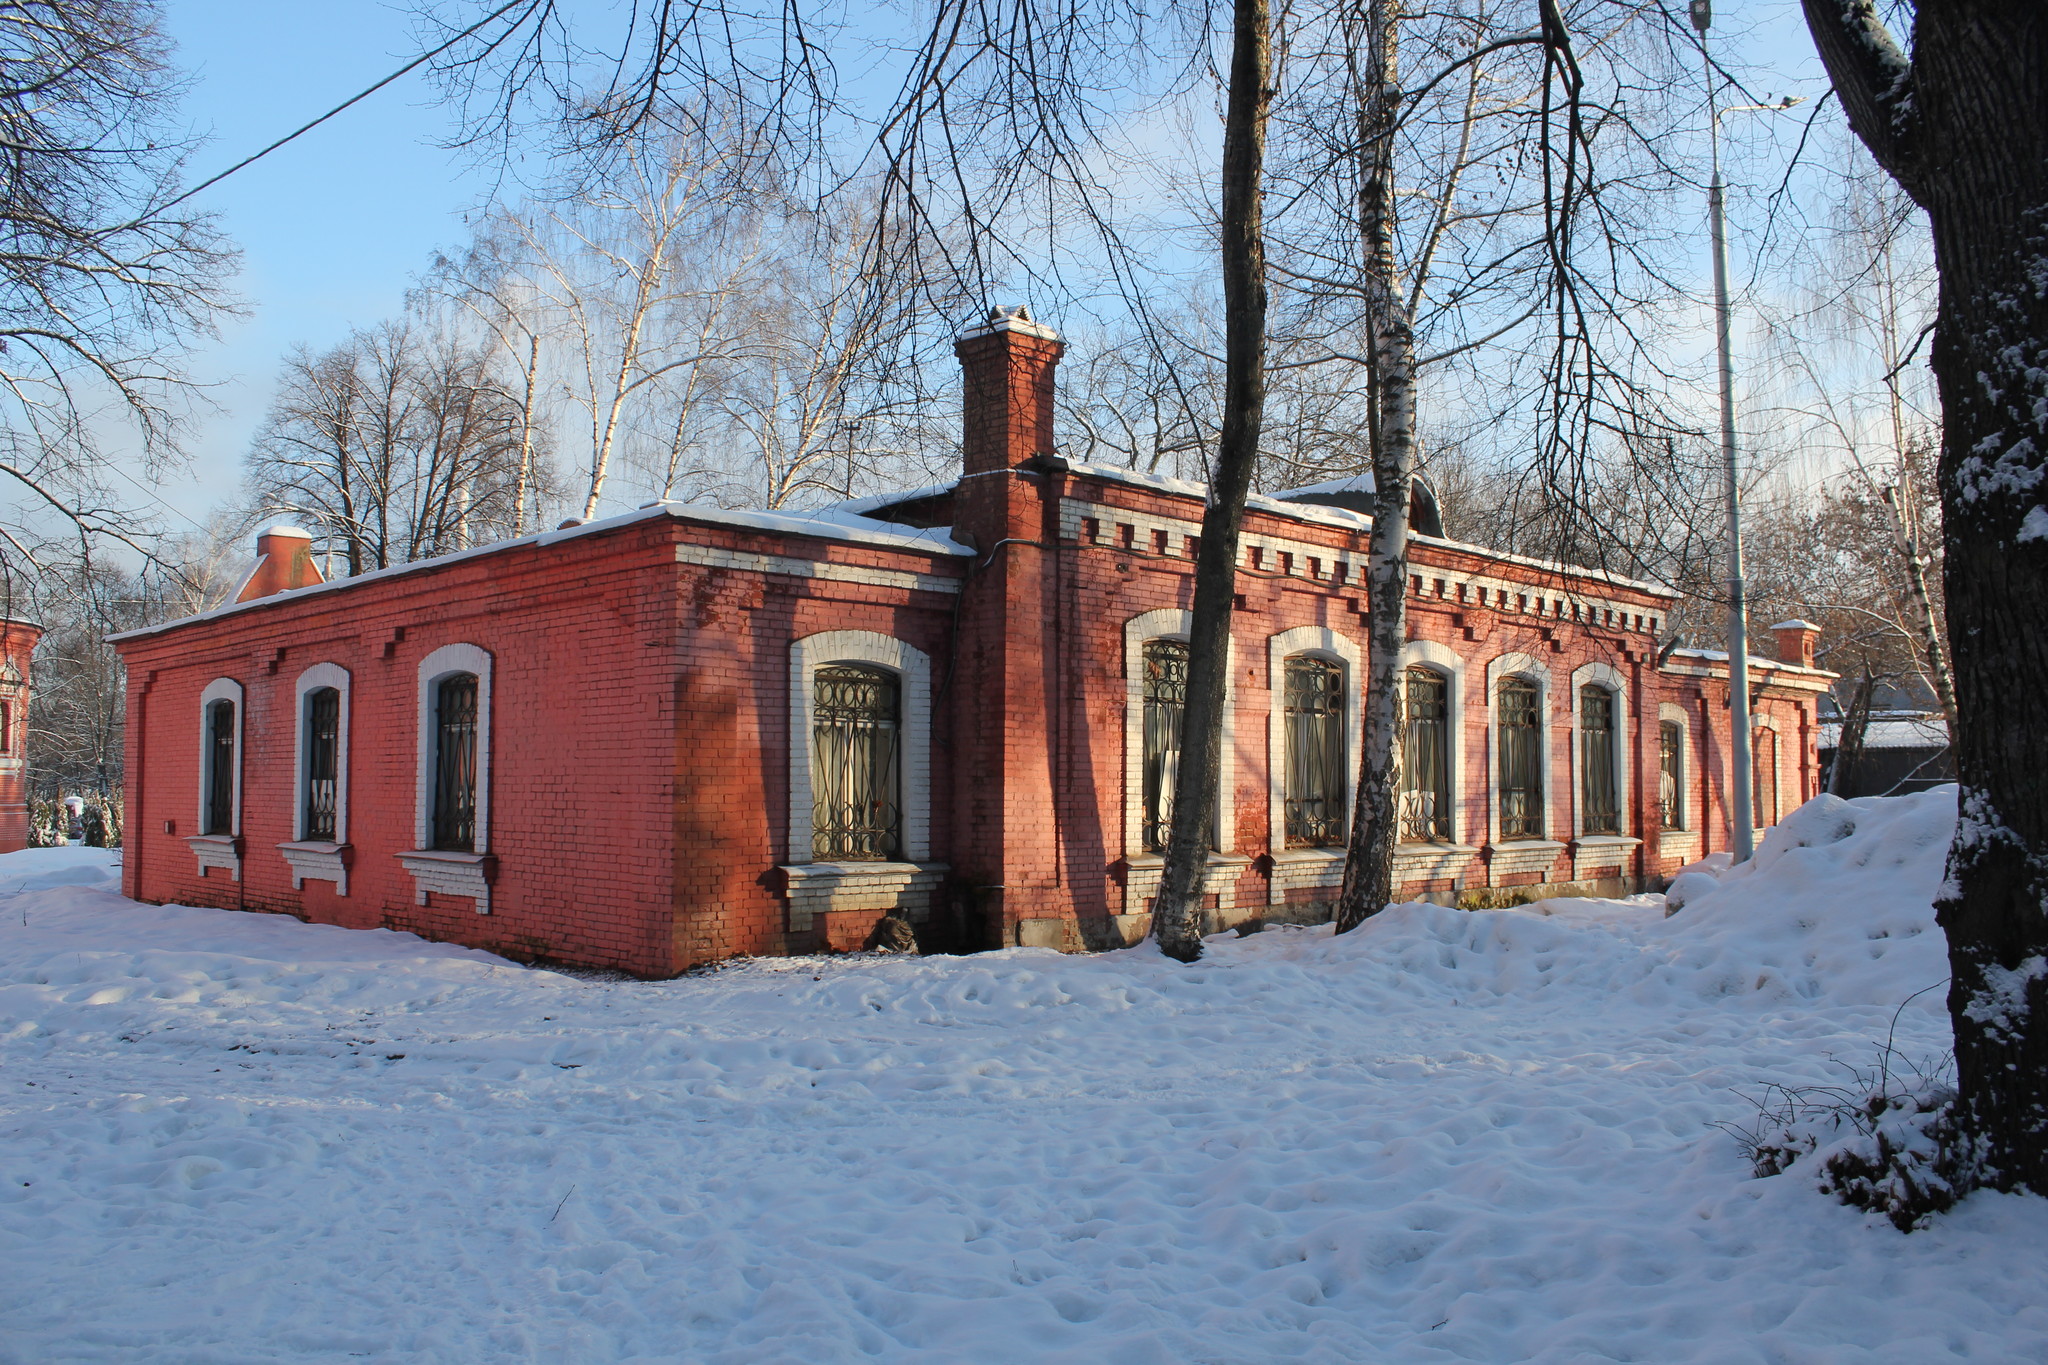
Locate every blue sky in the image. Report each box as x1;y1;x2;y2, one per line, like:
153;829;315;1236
142;0;1839;537
149;0;499;528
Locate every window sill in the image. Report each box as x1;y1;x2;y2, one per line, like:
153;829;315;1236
1486;840;1565;883
278;840;351;895
397;849;496;915
778;862;948;932
187;834;242;882
1569;834;1640;849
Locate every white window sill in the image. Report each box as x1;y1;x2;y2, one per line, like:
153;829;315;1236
397;849;495;914
278;840;350;895
187;834;242;882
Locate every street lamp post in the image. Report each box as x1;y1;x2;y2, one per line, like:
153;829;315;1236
1690;0;1799;862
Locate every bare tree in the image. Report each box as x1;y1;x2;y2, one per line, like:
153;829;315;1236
0;0;236;576
247;323;539;572
1802;0;2048;1193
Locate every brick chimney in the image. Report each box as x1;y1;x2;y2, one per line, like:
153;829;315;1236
234;525;325;603
1769;619;1821;668
955;305;1064;477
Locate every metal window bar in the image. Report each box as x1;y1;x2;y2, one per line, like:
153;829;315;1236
1400;668;1452;842
1284;655;1348;847
812;664;902;861
1659;721;1683;830
1497;679;1543;839
1141;640;1188;853
1580;685;1621;834
431;674;479;852
204;700;235;836
304;687;341;841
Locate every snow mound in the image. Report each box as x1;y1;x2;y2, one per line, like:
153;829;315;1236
1658;785;1955;1012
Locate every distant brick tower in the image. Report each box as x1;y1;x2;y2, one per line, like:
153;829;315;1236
0;618;42;852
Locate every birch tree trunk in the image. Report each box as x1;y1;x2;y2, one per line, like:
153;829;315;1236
1151;0;1272;962
1334;0;1413;934
1802;0;2048;1192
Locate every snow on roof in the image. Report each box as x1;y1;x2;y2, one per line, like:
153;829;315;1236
1276;471;1376;497
1769;619;1821;632
1062;461;1679;598
108;500;973;644
1819;715;1950;751
1665;646;1835;679
259;524;314;540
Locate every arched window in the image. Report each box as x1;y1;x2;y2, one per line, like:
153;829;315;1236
1283;654;1347;847
204;698;237;836
302;687;341;841
0;700;11;754
1579;684;1621;834
1753;726;1779;827
430;673;480;852
1141;640;1188;853
1659;720;1685;830
1400;667;1452;841
811;664;902;861
1497;677;1543;839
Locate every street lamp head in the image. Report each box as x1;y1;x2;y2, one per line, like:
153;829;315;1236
1689;0;1711;32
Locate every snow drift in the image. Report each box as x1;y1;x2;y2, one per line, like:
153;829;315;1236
1;786;2041;1363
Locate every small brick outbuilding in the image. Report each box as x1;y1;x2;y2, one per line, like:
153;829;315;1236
111;309;1831;974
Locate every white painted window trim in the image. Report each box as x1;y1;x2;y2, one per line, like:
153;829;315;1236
291;662;352;844
197;677;245;837
1394;639;1468;846
1124;609;1236;858
414;643;493;854
788;631;934;866
1657;701;1691;832
1568;661;1631;839
1485;652;1553;847
1262;626;1362;854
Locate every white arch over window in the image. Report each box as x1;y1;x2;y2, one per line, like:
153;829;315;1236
1396;638;1469;845
292;662;352;844
1123;609;1237;857
1569;660;1632;838
789;630;934;865
414;643;494;854
1657;701;1691;832
197;677;245;838
1264;625;1364;852
1485;652;1553;846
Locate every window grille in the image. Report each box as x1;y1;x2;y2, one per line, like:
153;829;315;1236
1579;685;1621;834
812;664;902;860
0;701;10;753
1400;668;1452;841
304;687;341;841
204;700;235;835
431;674;479;852
1497;678;1543;839
1659;720;1684;830
1141;640;1188;853
1284;655;1347;847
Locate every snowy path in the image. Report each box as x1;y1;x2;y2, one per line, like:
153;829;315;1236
2;792;2043;1362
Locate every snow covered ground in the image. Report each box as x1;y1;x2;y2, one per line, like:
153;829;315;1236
2;788;2042;1363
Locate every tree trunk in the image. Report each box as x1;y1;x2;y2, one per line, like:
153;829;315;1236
1828;669;1874;798
1335;0;1410;934
1803;0;2048;1193
1150;0;1271;963
513;332;540;537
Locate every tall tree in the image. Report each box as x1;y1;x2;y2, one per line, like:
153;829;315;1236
1149;0;1274;962
0;0;234;575
1801;0;2048;1191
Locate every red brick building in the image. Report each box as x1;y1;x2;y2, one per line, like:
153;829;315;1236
0;618;38;851
111;309;1831;974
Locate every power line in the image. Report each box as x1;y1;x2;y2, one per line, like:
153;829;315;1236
158;0;534;216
